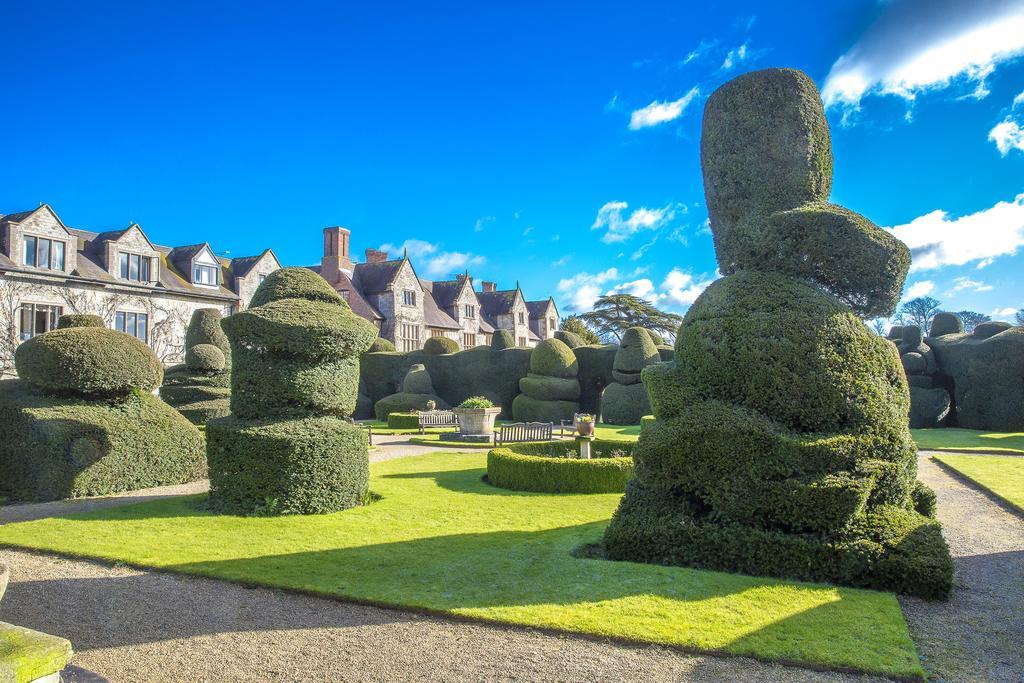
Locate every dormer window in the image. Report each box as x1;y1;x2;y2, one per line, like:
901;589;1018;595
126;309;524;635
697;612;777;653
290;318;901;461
120;252;152;282
193;264;218;286
24;236;65;271
464;304;475;319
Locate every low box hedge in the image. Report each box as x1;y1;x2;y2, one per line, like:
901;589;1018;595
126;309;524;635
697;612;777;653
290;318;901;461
487;440;634;494
0;381;206;501
387;411;420;429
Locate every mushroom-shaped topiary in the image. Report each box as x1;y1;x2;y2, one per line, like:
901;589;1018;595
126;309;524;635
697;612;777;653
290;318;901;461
490;329;515;350
368;337;396;353
423;336;460;355
185;344;226;373
248;267;344;309
601;327;659;425
512;338;580;422
602;68;951;600
56;313;105;329
162;308;233;424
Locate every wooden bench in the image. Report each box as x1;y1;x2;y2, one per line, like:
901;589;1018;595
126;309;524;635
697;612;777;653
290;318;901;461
494;422;553;446
418;410;459;434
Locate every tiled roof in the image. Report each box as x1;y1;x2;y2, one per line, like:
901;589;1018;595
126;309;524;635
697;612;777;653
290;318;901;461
478;317;495;333
477;289;518;317
335;270;385;321
429;277;469;309
229;251;272;279
353;259;404;294
0;210;36;223
420;280;460;330
526;299;555;317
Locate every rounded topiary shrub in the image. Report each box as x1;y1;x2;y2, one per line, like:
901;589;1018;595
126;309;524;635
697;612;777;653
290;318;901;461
553;330;585;349
487;440;634;493
491;329;515;350
423;336;459;355
530;338;578;378
513;338;581;422
16;328;163;397
185;308;231;370
57;313;105;330
928;312;963;337
601;382;651;426
185;343;226;373
368;337;396;353
249;267;345;309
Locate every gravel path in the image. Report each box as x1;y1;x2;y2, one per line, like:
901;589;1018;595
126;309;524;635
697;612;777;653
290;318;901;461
899;453;1024;682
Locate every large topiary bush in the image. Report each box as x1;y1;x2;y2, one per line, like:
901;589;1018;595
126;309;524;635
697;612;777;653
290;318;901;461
56;313;104;329
512;339;580;423
160;308;232;424
207;267;377;515
423;336;460;355
372;363;448;420
368;337;396;353
0;328;204;502
602;68;951;600
490;329;515;350
601;327;659;425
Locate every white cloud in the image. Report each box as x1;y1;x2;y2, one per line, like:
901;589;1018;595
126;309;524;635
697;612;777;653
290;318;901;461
607;278;656;299
591;200;677;243
721;43;748;71
523;226;534;236
949;276;993;294
903;280;935;299
557;268;622;311
888;192;1024;271
628;87;700;130
551;254;571;267
424;251;485;278
658;269;717;309
989;117;1024;155
379;239;437;259
474;216;495;233
681;39;716;65
630;235;659;261
1014;90;1024;108
991;306;1019;319
822;0;1024;114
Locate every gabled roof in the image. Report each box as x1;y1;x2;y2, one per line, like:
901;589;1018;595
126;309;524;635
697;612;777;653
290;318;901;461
1;205;74;235
352;258;408;294
419;279;461;330
88;223;159;253
306;265;384;322
429;274;475;310
229;249;280;279
526;297;558;318
477;288;522;318
167;243;214;277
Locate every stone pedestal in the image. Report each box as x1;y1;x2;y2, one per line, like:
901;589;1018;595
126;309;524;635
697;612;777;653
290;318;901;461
576;435;595;460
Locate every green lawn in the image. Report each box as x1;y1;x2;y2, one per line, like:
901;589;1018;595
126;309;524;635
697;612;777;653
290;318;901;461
407;434;492;448
912;428;1024;454
0;452;919;678
932;454;1024;513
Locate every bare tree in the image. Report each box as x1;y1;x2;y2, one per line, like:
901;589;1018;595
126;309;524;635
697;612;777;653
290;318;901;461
898;297;942;332
869;318;888;335
0;278;33;378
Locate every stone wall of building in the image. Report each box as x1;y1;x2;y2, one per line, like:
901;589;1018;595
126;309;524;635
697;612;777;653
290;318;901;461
234;254;281;311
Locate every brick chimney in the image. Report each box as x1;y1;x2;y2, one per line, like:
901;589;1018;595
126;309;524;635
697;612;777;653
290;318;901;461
322;226;352;284
364;248;389;263
482;281;497;293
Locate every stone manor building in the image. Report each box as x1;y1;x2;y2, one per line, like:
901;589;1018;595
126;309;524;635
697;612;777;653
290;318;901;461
0;204;280;374
313;226;559;350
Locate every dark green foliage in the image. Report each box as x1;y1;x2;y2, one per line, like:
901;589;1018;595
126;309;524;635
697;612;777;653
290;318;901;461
178;398;231;424
640;414;656;431
368;337;396;353
490;329;515;350
0;381;205;502
185;343;225;372
518;374;580;401
159;384;230;404
580;294;683;342
574;344;617;415
487;443;634;493
553;330;585;348
700;68;908;318
929;312;963;336
908;386;950;428
973;321;1012;339
458;396;494;409
912;481;938;518
374;393;448;421
16;328;163;398
929;327;1024;430
184;308;231;370
423;336;460;354
248;266;344;308
386;412;420;429
560;315;602;345
510;394;577;423
656;345;674;361
611;327;659;385
601;382;651;425
605;68;951;600
56;313;104;329
232;353;360;419
530;338;578;378
206;415;368;515
644;329;665;346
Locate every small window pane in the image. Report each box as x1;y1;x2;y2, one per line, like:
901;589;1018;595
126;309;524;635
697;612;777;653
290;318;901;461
129;254;140;280
138;314;149;342
115;311;125;332
19;306;32;340
141;257;150;282
52;242;65;271
24;236;36;266
120;253;129;278
37;239;50;270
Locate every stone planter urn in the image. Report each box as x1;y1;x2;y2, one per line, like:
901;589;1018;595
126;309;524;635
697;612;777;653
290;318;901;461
576;418;595;436
454;407;502;438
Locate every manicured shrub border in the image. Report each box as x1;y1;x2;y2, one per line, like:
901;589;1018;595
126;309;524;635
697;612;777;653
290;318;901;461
387;411;420;429
487;439;634;493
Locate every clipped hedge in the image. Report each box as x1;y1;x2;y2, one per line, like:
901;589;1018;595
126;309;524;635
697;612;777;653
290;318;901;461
184;308;231;370
553;330;585;348
368;337;396;352
178;398;231;424
206;415;368;515
231;353;361;419
0;381;206;502
490;329;515;350
374;392;447;421
387;411;420;429
601;382;651;426
185;343;225;372
510;394;577;423
574;344;617;415
487;441;634;493
16;328;163;397
56;313;104;329
159;384;230;404
530;338;578;378
423;336;460;354
640;414;656;431
518;374;581;402
248;267;344;308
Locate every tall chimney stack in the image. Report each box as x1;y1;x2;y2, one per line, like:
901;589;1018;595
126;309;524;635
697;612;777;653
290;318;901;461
321;226;352;284
482;281;497;293
364;248;389;263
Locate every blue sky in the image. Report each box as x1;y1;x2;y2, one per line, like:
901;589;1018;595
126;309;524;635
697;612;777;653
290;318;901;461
2;0;1023;323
